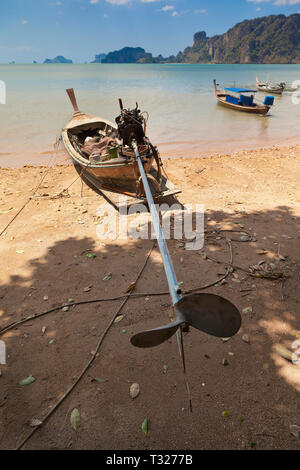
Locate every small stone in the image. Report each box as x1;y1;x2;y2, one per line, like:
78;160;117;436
242;334;250;344
130;383;140;399
90;351;99;357
257;250;268;255
242;306;253;315
289;424;300;439
28;418;42;427
43;296;49;301
222;358;229;366
62;306;69;312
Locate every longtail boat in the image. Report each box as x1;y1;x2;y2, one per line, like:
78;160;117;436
62;89;170;199
60;88;242;408
213;79;274;115
256;76;285;95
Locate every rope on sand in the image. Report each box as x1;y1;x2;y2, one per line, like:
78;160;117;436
0;240;235;337
15;241;156;450
0;229;266;449
0;147;60;237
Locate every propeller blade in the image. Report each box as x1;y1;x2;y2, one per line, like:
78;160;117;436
175;293;241;338
131;320;183;349
131;293;241;349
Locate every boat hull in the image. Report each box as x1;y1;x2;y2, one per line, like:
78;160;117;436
216;94;270;115
62;112;154;195
72;156;153;193
256;77;284;95
256;85;283;95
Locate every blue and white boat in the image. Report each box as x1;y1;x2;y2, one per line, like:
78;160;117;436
214;80;274;115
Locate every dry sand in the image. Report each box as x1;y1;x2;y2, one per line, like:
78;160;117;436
0;144;299;450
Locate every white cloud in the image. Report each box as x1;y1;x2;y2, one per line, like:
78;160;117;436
274;0;300;4
21;20;28;25
105;0;131;4
90;0;176;5
161;5;175;11
247;0;300;4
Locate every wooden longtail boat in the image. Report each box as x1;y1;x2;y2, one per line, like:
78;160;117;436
256;76;285;95
213;79;273;115
62;89;165;198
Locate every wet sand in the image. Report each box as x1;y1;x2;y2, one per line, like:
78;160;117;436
0;144;300;450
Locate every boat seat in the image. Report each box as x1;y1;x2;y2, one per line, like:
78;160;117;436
225;95;239;105
239;94;253;106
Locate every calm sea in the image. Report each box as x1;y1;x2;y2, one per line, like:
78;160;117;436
0;63;300;167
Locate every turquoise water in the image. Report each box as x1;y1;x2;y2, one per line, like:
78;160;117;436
0;63;300;166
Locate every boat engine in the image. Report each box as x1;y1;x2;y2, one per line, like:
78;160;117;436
115;102;145;147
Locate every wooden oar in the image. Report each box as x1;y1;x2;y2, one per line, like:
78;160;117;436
131;143;241;349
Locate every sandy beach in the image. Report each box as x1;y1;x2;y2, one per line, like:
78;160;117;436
0;144;300;450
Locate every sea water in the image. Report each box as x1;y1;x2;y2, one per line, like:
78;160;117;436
0;63;300;167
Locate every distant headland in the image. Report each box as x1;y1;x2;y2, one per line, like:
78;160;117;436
90;13;300;65
4;13;300;65
43;56;73;64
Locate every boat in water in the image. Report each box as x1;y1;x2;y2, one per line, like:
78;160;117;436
62;88;167;198
256;76;285;95
213;80;274;115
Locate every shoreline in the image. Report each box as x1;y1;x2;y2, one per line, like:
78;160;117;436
1;62;300;65
1;141;300;169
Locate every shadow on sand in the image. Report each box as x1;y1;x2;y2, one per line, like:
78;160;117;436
0;204;299;450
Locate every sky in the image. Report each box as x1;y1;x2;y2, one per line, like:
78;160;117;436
1;0;300;63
